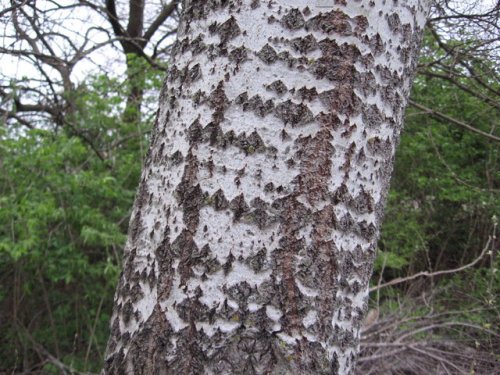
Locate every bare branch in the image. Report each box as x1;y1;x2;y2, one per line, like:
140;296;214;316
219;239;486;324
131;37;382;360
408;100;500;142
370;234;493;292
143;0;179;44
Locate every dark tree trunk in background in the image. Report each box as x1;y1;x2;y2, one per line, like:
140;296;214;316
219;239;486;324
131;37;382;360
123;0;146;124
105;0;146;124
105;0;178;125
104;0;430;373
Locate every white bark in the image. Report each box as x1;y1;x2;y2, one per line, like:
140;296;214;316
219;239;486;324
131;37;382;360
104;1;430;374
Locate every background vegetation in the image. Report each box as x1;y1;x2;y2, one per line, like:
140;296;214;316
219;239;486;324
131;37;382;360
0;1;498;373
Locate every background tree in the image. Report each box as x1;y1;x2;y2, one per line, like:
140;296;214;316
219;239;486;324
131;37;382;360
103;0;179;123
0;0;179;134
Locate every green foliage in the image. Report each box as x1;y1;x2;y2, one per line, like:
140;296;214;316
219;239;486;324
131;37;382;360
374;31;499;336
0;65;158;372
375;28;499;278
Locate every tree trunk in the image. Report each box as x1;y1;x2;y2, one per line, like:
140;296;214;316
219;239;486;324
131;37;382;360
123;0;146;125
123;54;146;125
104;1;430;374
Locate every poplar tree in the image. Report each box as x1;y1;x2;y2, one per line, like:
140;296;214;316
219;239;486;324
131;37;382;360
104;1;431;373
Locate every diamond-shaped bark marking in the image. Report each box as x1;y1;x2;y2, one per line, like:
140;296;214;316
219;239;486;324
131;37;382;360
246;247;267;272
228;45;248;64
290;34;318;54
187;63;202;83
275;100;314;126
266;80;288;95
281;8;305;30
351;188;375;214
358;220;377;241
306;10;352;36
366;136;393;158
171;229;198;258
230;194;250;221
296;86;318;102
214;16;241;45
208;81;229;110
257;44;278;64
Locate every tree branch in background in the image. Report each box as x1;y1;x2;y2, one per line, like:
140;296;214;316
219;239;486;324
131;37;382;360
1;0;177;142
418;70;500;110
371;228;495;293
104;0;126;40
409;100;500;142
143;0;179;43
126;0;145;43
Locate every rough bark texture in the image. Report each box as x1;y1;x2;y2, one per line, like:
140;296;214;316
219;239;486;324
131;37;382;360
104;1;430;374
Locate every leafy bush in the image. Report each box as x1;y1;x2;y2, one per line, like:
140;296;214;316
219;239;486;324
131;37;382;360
0;69;157;372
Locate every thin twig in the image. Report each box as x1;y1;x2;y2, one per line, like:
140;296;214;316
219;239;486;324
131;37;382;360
371;235;492;292
409;100;500;142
